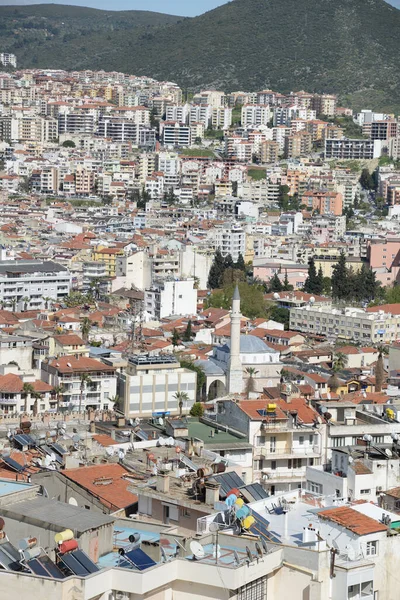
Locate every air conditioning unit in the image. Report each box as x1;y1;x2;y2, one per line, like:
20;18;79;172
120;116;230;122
376;486;383;492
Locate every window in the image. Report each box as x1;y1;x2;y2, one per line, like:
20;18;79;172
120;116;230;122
361;581;373;597
366;541;377;556
256;436;266;446
372;435;384;444
348;584;360;600
360;489;371;495
299;436;304;445
333;437;345;447
308;481;322;494
237;576;267;600
181;507;191;518
271;460;277;470
288;458;302;469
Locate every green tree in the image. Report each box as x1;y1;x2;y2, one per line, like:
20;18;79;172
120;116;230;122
359;168;375;191
269;273;283;292
51;384;65;412
278;184;290;210
268;305;290;329
80;317;92;343
304;258;322;294
79;373;92;413
180;360;206;399
22;382;35;413
235;253;246;272
208;249;225;289
328;352;348;393
220;267;246;287
183;319;193;342
375;345;388;393
174;391;190;417
245;367;259;395
171;328;181;347
62;140;76;148
282;270;293;292
190;402;204;417
205;282;269;319
22;296;30;311
331;251;349;300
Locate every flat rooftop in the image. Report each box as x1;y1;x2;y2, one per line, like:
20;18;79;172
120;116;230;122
0;479;33;497
186;418;250;448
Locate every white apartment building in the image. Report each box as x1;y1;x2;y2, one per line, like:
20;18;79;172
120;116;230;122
325;138;383;160
161;121;191;147
115;251;151;291
41;355;117;411
0;53;17;68
119;354;197;417
145;278;197;319
212;107;232;129
165;103;190;123
241;104;271;127
290;305;400;343
189;105;212;128
0;260;71;312
214;225;246;262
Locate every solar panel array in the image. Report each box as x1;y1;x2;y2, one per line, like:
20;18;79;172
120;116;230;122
59;549;99;577
135;429;149;441
239;483;269;503
0;541;23;571
118;547;156;571
13;434;35;448
2;456;24;472
249;511;281;545
28;557;65;579
212;472;245;497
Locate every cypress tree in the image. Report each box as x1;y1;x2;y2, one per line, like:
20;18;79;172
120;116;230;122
235;253;246;272
270;273;283;292
208;249;225;289
331;251;348;300
304;257;321;294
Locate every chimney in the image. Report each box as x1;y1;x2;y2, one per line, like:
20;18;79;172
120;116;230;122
110;428;116;440
205;481;221;506
156;472;170;494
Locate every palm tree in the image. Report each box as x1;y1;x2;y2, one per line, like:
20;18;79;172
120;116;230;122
328;352;349;394
245;367;259;395
375;345;388;393
51;384;65;412
79;373;92;413
31;391;42;416
22;382;35;413
42;296;53;310
174;391;189;417
110;395;123;414
22;296;30;312
80;317;92;343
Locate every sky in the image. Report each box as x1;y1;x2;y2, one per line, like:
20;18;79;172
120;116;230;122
0;0;398;15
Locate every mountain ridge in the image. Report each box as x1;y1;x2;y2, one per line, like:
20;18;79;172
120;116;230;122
1;0;400;112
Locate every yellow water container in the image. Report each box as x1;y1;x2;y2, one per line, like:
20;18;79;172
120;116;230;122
235;498;245;508
243;516;255;530
386;408;395;420
54;529;74;544
267;404;277;414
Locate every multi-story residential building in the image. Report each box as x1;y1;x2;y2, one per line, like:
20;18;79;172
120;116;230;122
212;107;232;130
260;140;280;163
0;370;54;414
161;121;191;147
241;104;271;127
165;103;190;124
290;304;400;343
58;111;95;134
284;131;312;158
145;278;197;319
189;105;212;128
75;167;95;196
115;251;152;291
119;354;197;417
370;120;398;141
41;355;117;411
302;190;343;216
82;261;108;293
0;260;71;311
39;166;59;194
0;53;17;68
214;225;246;262
312;93;337;116
325;138;382;159
92;247;124;277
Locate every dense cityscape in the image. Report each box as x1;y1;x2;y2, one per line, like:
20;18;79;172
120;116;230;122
0;45;400;600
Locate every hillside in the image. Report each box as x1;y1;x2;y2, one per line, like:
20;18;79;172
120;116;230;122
0;4;181;71
2;0;400;112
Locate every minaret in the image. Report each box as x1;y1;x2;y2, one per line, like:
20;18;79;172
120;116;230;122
228;285;243;394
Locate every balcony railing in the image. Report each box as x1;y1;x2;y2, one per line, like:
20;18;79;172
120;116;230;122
261;469;305;480
257;446;320;457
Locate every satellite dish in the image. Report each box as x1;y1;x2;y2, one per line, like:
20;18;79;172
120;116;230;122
106;447;114;457
327;393;331;400
391;433;399;442
66;363;72;368
59;428;66;436
273;293;280;300
332;539;340;551
209;522;219;533
190;541;205;560
44;455;51;467
135;418;140;425
167;437;174;446
320;406;328;414
50;453;56;462
158;437;166;447
158;417;163;426
160;546;167;562
233;550;241;565
346;545;356;561
255;542;263;558
309;296;315;304
348;456;354;464
118;449;125;460
245;546;253;562
261;537;269;554
363;434;372;443
385;449;393;458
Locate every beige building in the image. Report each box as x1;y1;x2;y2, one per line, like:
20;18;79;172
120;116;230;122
290;305;400;343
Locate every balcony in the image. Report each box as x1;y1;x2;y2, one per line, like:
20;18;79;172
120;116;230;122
256;446;321;459
261;469;306;482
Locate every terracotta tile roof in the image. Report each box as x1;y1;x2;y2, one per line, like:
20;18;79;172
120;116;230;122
367;304;400;315
351;460;373;475
93;434;118;447
384;487;400;499
62;463;138;510
0;374;52;394
49;356;115;374
238;400;288;421
318;506;387;536
54;334;85;346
